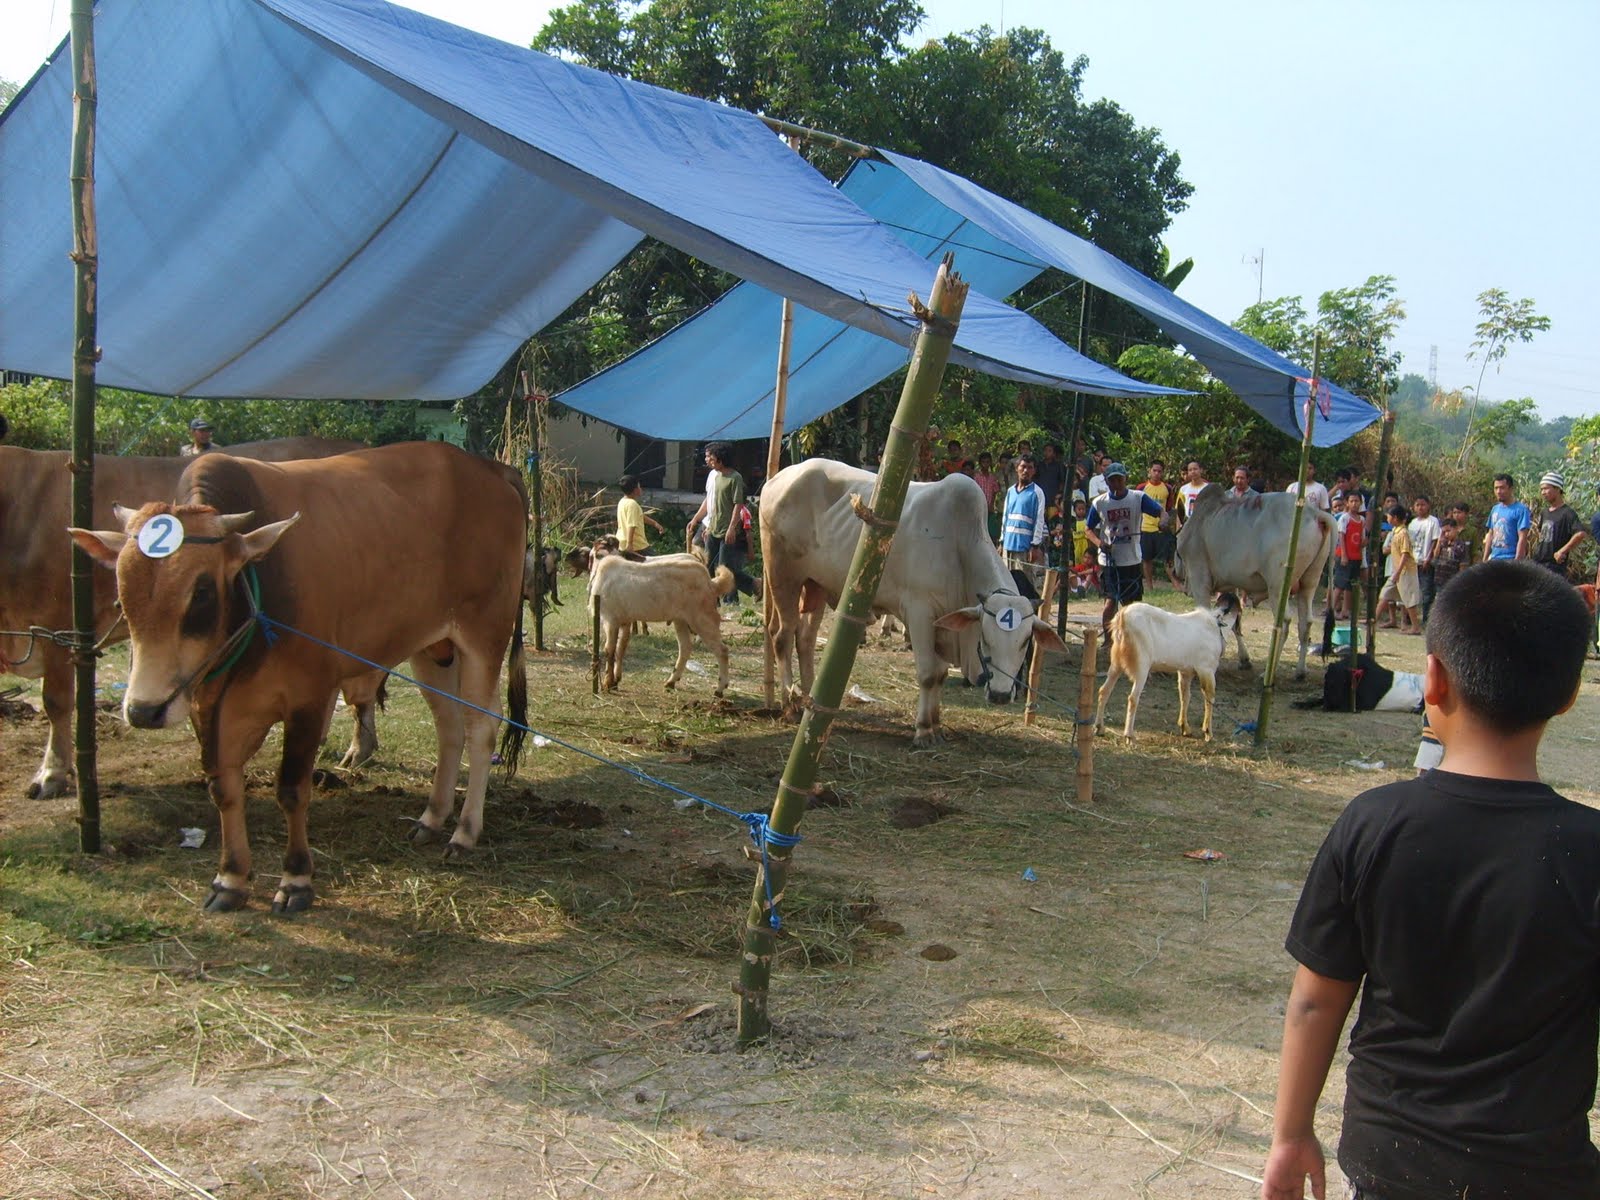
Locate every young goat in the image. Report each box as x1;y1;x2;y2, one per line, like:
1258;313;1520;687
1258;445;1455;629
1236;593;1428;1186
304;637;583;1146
1094;596;1239;741
590;553;735;694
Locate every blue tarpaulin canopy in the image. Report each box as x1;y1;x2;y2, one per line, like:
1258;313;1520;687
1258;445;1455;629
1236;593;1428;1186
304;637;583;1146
0;0;1179;408
557;149;1380;447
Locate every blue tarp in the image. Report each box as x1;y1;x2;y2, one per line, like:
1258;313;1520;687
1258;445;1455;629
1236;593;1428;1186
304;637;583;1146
0;0;1178;407
558;151;1380;446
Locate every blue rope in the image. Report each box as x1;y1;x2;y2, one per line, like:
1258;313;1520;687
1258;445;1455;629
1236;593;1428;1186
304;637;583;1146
255;615;801;927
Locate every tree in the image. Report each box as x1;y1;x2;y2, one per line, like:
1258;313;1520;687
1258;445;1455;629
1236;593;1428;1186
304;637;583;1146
0;78;18;111
1235;275;1405;402
1457;287;1551;465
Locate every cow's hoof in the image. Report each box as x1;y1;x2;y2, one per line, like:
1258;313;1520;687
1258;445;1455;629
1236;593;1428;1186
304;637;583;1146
664;680;677;691
442;841;474;862
203;881;250;913
1292;669;1308;682
912;728;946;749
27;774;72;800
408;820;446;846
713;687;725;698
338;744;376;770
271;883;314;915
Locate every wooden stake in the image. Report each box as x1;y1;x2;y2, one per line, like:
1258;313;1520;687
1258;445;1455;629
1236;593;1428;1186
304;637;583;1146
762;294;795;708
736;256;968;1046
69;0;101;853
1076;629;1097;806
1363;407;1397;657
1024;569;1058;726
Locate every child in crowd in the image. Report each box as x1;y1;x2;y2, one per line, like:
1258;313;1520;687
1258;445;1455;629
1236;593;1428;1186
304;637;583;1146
1069;497;1097;596
1331;491;1364;620
1376;503;1421;633
615;474;665;553
1431;517;1470;592
1263;561;1599;1200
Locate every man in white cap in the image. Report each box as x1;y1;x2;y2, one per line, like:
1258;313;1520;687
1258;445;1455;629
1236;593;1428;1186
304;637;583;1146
1085;462;1164;638
1531;470;1587;577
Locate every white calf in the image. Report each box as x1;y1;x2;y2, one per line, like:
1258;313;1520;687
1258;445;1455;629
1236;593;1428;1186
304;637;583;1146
1094;599;1236;741
590;554;736;694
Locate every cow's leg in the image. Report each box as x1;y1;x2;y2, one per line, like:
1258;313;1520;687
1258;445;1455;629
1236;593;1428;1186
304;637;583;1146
1293;590;1312;680
447;648;502;858
909;616;947;746
665;620;692;689
28;646;74;799
796;606;823;696
1233;617;1252;670
1176;669;1192;736
1094;659;1124;736
336;671;384;769
202;721;274;913
409;653;466;846
1198;669;1216;741
689;611;730;696
1122;666;1150;740
271;697;336;914
602;620;622;691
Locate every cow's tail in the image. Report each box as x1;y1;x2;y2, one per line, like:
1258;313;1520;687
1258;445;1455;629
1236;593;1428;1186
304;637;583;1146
712;566;736;598
498;599;528;776
1107;605;1128;649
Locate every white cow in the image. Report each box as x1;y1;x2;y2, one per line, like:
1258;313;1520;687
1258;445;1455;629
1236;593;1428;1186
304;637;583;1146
761;458;1066;746
1173;483;1338;679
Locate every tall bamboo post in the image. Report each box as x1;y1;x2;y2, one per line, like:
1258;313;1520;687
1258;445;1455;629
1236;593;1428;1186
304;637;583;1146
1058;283;1091;637
1254;335;1323;749
521;374;548;652
69;0;101;853
735;257;968;1046
1024;569;1058;727
762;296;795;708
1363;407;1396;656
1075;628;1097;805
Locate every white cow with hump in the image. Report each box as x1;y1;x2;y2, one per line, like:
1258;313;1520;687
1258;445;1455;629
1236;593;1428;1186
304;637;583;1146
761;458;1066;746
1173;483;1338;679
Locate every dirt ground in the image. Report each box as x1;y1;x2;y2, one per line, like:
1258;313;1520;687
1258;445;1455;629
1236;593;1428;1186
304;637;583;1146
4;586;1599;1199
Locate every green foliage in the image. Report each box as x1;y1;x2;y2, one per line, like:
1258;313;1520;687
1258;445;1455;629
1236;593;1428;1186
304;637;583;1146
1458;288;1552;464
0;377;428;453
0;78;18;110
1235;275;1405;401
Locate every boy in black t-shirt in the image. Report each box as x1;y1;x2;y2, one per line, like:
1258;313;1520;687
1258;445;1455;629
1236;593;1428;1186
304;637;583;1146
1262;561;1599;1200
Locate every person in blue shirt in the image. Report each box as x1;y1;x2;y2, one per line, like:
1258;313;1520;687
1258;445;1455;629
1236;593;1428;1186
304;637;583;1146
1000;454;1048;572
1086;462;1164;638
1484;472;1531;562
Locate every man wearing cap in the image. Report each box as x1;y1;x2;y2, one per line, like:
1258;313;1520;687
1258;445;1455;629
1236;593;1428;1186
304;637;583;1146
1086;462;1165;636
181;417;216;457
1531;470;1587;577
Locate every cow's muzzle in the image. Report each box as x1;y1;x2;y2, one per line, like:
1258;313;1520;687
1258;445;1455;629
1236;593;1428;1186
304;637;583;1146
986;687;1015;706
125;698;171;729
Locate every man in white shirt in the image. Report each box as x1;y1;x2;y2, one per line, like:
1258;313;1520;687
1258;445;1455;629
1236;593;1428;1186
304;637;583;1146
1086;463;1165;639
1408;493;1443;623
1285;462;1331;511
1177;459;1208;525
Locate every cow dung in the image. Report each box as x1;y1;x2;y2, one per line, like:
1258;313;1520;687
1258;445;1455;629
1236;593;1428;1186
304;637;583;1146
889;798;951;828
919;944;958;962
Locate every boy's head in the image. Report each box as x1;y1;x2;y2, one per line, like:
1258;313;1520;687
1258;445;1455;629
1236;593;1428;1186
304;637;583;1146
706;441;734;470
1412;494;1431;518
1449;502;1470;524
1387;503;1408;523
1426;561;1590;731
1073;498;1087;517
1440;518;1457;540
1344;492;1363;513
978;452;993;469
618;474;641;496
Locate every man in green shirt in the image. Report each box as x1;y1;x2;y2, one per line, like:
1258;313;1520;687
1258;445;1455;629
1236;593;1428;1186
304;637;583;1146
705;442;759;605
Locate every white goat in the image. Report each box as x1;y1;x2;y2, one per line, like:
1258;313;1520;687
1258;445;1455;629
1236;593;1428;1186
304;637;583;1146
590;553;736;694
1094;598;1238;741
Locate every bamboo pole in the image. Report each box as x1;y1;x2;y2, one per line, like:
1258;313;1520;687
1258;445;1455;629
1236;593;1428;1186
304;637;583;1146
762;296;795;708
1254;335;1322;749
1075;628;1097;805
1023;568;1058;727
735;257;968;1046
522;374;548;653
1363;407;1396;657
1058;284;1091;637
68;0;101;853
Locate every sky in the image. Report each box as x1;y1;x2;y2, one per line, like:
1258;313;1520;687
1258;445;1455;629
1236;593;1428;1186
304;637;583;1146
4;0;1596;421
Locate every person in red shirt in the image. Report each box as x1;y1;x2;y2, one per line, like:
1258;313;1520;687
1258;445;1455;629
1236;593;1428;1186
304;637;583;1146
1331;491;1365;619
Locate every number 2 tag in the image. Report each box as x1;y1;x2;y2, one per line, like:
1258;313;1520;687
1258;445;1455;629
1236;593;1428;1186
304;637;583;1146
994;605;1023;632
136;514;184;559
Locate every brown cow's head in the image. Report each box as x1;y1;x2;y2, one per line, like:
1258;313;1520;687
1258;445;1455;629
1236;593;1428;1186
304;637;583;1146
69;504;299;730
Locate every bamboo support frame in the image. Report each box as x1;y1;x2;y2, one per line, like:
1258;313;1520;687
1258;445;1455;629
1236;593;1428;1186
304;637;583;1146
526;380;547;653
735;257;968;1046
69;0;101;852
1254;335;1322;749
1362;408;1397;656
762;295;795;708
1023;569;1058;727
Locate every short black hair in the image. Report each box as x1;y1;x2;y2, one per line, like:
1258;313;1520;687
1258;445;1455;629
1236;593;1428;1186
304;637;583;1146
1413;493;1430;505
1387;503;1408;521
1493;472;1515;488
1427;561;1590;731
706;441;734;466
1149;458;1165;470
618;474;641;494
1047;441;1063;455
1440;517;1457;528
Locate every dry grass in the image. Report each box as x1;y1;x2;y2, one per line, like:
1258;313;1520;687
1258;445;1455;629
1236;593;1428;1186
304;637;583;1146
4;585;1599;1197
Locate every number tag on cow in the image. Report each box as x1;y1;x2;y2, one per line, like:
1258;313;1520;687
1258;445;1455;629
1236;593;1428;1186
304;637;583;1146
993;605;1024;632
136;515;184;559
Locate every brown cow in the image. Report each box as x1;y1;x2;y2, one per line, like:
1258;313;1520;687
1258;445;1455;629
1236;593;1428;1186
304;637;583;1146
69;442;528;914
0;439;373;799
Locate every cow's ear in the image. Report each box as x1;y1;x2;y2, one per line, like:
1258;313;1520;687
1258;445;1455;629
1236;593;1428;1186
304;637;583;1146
233;513;301;564
68;527;127;569
934;606;982;632
111;503;142;530
1028;617;1068;654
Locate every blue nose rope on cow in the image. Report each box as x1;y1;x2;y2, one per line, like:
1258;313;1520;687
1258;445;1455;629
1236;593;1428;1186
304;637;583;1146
249;613;799;930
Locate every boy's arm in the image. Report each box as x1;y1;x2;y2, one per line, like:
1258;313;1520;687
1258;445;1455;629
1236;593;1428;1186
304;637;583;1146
1262;964;1360;1200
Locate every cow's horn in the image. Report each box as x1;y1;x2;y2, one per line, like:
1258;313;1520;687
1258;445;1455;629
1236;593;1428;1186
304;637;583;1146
216;512;257;533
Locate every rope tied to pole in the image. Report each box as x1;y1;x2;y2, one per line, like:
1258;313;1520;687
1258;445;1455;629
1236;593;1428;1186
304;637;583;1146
848;493;897;531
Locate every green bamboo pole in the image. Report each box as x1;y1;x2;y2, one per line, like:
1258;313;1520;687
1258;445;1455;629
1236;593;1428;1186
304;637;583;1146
1058;281;1091;636
1254;335;1322;749
735;256;969;1046
762;296;795;709
525;379;547;653
1363;406;1397;656
69;0;101;853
